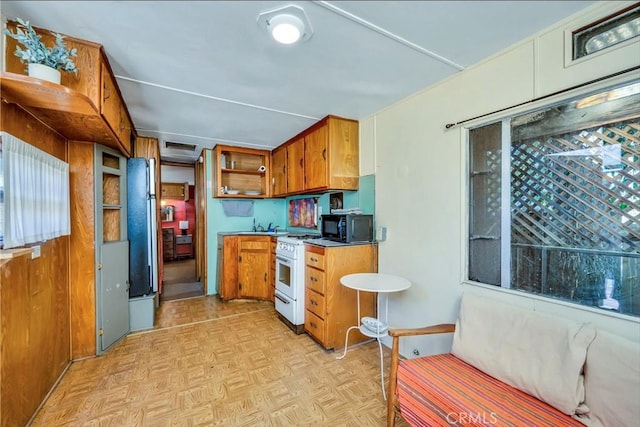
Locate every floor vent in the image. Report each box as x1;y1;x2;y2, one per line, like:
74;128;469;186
165;141;197;151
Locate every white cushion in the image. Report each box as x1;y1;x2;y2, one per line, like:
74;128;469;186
451;292;596;415
576;330;640;427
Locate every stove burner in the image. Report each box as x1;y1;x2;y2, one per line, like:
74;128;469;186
286;233;320;239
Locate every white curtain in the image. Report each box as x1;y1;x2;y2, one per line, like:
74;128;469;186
1;132;70;249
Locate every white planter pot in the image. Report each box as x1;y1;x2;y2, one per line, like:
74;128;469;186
28;63;61;84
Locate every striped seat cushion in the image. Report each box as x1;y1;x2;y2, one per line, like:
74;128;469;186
397;353;584;427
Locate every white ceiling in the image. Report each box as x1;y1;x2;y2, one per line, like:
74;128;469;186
1;1;596;163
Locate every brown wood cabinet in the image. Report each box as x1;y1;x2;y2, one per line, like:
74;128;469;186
220;235;271;300
304;243;378;350
287;137;306;194
269;237;277;302
220;236;239;299
213;145;271;198
271;145;287;196
3;21;134;157
271;137;304;197
175;234;193;259
270;115;359;197
162;228;175;260
161;182;188;200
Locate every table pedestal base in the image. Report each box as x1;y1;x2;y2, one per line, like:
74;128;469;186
337;325;387;400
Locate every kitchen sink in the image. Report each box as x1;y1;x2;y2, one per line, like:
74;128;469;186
235;231;288;236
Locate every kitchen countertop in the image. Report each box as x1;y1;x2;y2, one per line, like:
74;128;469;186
303;238;377;247
217;231;289;236
215;231;376;247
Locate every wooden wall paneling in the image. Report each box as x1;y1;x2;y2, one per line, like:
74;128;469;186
195;151;207;289
1;239;71;427
69;141;97;359
0;103;70;427
0;103;67;160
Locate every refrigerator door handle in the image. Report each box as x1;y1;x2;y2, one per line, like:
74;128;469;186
148;158;156;197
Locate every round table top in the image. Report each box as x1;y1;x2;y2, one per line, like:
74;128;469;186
340;273;411;293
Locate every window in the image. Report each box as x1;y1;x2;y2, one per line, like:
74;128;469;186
468;81;639;317
0;132;70;249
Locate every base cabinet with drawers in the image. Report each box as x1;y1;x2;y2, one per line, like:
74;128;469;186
162;228;175;261
304;243;378;350
175;234;193;259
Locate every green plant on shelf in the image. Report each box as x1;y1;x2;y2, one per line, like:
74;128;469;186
4;17;78;74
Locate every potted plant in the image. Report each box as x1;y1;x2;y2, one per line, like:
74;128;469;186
4;18;78;84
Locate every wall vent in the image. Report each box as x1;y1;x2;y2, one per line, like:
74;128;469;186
165;141;197;151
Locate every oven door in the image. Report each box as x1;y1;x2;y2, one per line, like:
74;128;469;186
275;255;296;300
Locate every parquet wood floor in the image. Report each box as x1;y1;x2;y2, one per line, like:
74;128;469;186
31;297;410;426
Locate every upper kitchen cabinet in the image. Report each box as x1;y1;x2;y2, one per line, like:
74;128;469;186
161;182;189;200
270;115;359;197
271;136;304;197
287;137;306;194
305;116;359;192
271;145;287;197
213;145;271;198
1;21;134;157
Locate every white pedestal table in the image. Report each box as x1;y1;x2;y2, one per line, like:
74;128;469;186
336;272;411;399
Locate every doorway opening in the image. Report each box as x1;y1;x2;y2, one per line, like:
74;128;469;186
159;164;203;302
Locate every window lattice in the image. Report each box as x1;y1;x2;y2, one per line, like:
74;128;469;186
510;121;639;253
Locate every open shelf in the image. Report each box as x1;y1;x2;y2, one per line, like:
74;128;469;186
220;168;266;175
214;145;270;198
0;72;130;156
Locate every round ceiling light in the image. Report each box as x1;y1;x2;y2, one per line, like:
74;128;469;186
269;14;304;44
257;5;313;45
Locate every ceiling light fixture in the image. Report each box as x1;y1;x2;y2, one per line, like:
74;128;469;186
257;5;313;45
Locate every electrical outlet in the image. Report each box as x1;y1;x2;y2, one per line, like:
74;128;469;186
376;226;387;242
31;245;41;259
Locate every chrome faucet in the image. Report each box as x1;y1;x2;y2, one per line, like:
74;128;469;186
252;218;257;232
267;222;274;232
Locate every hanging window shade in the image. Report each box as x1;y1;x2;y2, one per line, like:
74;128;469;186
0;132;70;249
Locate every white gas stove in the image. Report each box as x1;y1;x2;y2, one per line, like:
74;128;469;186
274;234;319;333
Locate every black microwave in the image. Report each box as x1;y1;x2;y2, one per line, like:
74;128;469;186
320;214;374;243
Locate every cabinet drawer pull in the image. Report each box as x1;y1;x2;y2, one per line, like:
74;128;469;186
310;322;317;328
311;299;317;306
310;276;318;282
310;257;318;262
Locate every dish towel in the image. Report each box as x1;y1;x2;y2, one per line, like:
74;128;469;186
221;200;254;217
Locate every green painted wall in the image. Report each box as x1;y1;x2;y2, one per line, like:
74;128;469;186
205;154;375;295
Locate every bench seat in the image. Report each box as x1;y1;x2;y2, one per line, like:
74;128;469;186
397;353;583;427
